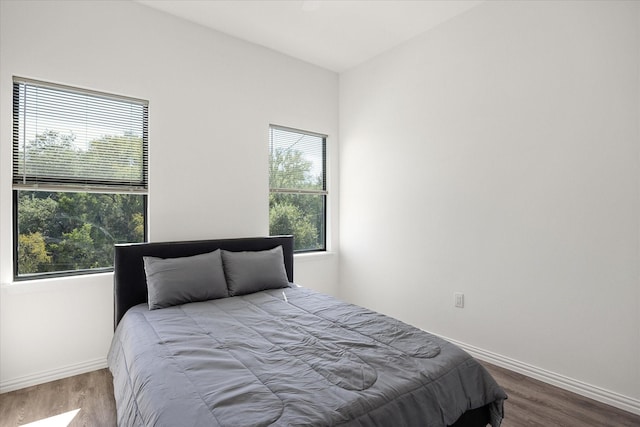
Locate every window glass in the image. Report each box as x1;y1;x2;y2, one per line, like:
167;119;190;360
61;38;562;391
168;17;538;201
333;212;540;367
15;191;145;277
269;125;326;252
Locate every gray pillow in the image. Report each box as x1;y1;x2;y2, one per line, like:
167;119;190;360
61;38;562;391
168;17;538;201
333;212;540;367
222;246;290;296
143;249;228;310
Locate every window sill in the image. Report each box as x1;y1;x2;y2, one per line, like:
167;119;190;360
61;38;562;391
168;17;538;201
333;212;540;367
2;271;114;295
294;251;336;262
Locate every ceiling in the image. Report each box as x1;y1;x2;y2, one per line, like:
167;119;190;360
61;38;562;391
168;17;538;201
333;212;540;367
136;0;484;73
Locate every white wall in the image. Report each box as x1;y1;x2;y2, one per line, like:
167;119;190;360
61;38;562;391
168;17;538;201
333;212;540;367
340;0;639;407
2;0;638;414
0;0;339;391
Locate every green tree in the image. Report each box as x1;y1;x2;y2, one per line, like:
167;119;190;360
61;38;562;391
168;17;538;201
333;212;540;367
84;134;144;183
269;147;325;251
17;193;58;235
17;232;51;274
50;223;99;271
269;196;317;249
131;212;145;240
17;130;79;179
269;148;316;190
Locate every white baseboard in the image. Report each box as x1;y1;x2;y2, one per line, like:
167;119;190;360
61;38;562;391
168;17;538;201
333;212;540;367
440;335;640;416
0;357;107;394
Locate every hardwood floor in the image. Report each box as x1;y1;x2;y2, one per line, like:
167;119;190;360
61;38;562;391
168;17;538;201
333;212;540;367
481;362;640;427
0;363;638;426
0;369;116;427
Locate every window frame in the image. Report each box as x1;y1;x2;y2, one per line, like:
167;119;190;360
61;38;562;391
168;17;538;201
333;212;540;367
11;77;149;281
269;124;328;253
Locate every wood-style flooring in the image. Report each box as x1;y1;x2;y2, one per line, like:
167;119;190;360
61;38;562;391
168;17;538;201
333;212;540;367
0;369;116;427
0;362;638;426
482;363;640;427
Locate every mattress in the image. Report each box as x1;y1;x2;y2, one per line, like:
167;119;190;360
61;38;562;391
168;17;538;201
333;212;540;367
108;286;505;426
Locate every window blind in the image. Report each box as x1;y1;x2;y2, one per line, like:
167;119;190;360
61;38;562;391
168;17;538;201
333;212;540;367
269;125;326;193
12;78;148;193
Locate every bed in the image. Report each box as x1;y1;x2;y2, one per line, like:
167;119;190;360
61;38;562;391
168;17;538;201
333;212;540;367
108;236;506;427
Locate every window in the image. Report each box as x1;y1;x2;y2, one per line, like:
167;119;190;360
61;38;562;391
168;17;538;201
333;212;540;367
269;125;327;252
12;77;148;279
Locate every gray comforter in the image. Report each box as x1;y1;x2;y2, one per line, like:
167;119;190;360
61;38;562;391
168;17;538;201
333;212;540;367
108;286;505;427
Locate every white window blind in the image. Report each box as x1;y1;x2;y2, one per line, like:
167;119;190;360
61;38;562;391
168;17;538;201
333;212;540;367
269;126;326;194
12;77;148;192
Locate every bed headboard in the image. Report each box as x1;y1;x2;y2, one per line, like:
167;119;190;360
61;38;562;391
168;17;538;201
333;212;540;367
113;235;294;328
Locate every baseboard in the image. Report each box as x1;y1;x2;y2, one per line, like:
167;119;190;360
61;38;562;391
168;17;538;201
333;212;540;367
0;357;107;394
439;334;640;416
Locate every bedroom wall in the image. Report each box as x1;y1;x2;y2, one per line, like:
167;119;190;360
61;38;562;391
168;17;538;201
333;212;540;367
340;0;640;411
0;0;339;391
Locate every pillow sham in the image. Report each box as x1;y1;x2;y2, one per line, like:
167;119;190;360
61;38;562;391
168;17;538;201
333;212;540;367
143;249;228;310
222;245;289;296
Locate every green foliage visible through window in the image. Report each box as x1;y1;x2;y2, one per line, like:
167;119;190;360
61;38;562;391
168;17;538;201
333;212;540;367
12;78;148;279
16;191;145;276
269;126;326;252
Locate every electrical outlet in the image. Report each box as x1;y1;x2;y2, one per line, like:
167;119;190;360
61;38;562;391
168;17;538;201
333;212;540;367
454;292;464;308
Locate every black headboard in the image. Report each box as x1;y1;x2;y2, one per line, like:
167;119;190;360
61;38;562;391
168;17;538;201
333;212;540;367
113;235;294;328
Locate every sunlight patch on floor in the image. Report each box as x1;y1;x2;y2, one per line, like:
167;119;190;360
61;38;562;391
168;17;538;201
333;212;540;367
20;409;80;427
